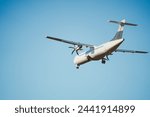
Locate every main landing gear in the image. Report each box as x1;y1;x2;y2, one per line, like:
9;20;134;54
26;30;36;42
101;59;106;64
101;55;109;64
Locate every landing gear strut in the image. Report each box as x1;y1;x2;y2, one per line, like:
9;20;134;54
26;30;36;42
76;65;80;69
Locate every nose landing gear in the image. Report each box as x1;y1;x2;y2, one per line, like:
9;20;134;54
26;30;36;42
76;65;80;69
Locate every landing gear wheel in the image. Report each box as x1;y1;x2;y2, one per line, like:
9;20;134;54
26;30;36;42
76;65;80;69
102;59;106;64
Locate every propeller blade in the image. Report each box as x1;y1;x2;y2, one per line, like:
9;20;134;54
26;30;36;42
69;46;74;49
69;45;83;55
71;49;75;54
76;50;79;55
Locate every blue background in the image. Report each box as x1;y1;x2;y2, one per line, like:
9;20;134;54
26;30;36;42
0;0;150;100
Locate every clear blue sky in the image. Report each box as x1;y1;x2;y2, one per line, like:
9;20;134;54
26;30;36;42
0;0;150;100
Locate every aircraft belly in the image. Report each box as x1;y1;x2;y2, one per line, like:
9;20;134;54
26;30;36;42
91;54;105;60
89;47;106;60
106;41;123;54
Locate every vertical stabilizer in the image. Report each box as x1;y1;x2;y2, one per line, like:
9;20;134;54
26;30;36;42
109;19;137;40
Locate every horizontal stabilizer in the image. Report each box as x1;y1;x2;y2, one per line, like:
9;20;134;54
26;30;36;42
115;49;148;54
109;20;138;26
110;19;138;41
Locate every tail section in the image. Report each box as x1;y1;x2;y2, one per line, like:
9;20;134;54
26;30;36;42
109;19;137;40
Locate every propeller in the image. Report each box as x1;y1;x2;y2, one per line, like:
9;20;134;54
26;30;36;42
69;45;83;55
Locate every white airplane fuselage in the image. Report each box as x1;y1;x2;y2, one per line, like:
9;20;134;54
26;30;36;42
74;38;124;66
47;19;148;69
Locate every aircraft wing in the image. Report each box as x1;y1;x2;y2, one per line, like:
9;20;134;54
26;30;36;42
46;36;93;47
115;49;148;54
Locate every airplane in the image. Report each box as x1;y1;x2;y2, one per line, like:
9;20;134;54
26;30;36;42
46;19;148;69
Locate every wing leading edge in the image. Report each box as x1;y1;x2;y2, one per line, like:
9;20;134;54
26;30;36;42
46;36;93;47
115;49;148;54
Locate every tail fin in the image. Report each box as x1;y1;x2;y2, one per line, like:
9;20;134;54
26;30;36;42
109;19;137;40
